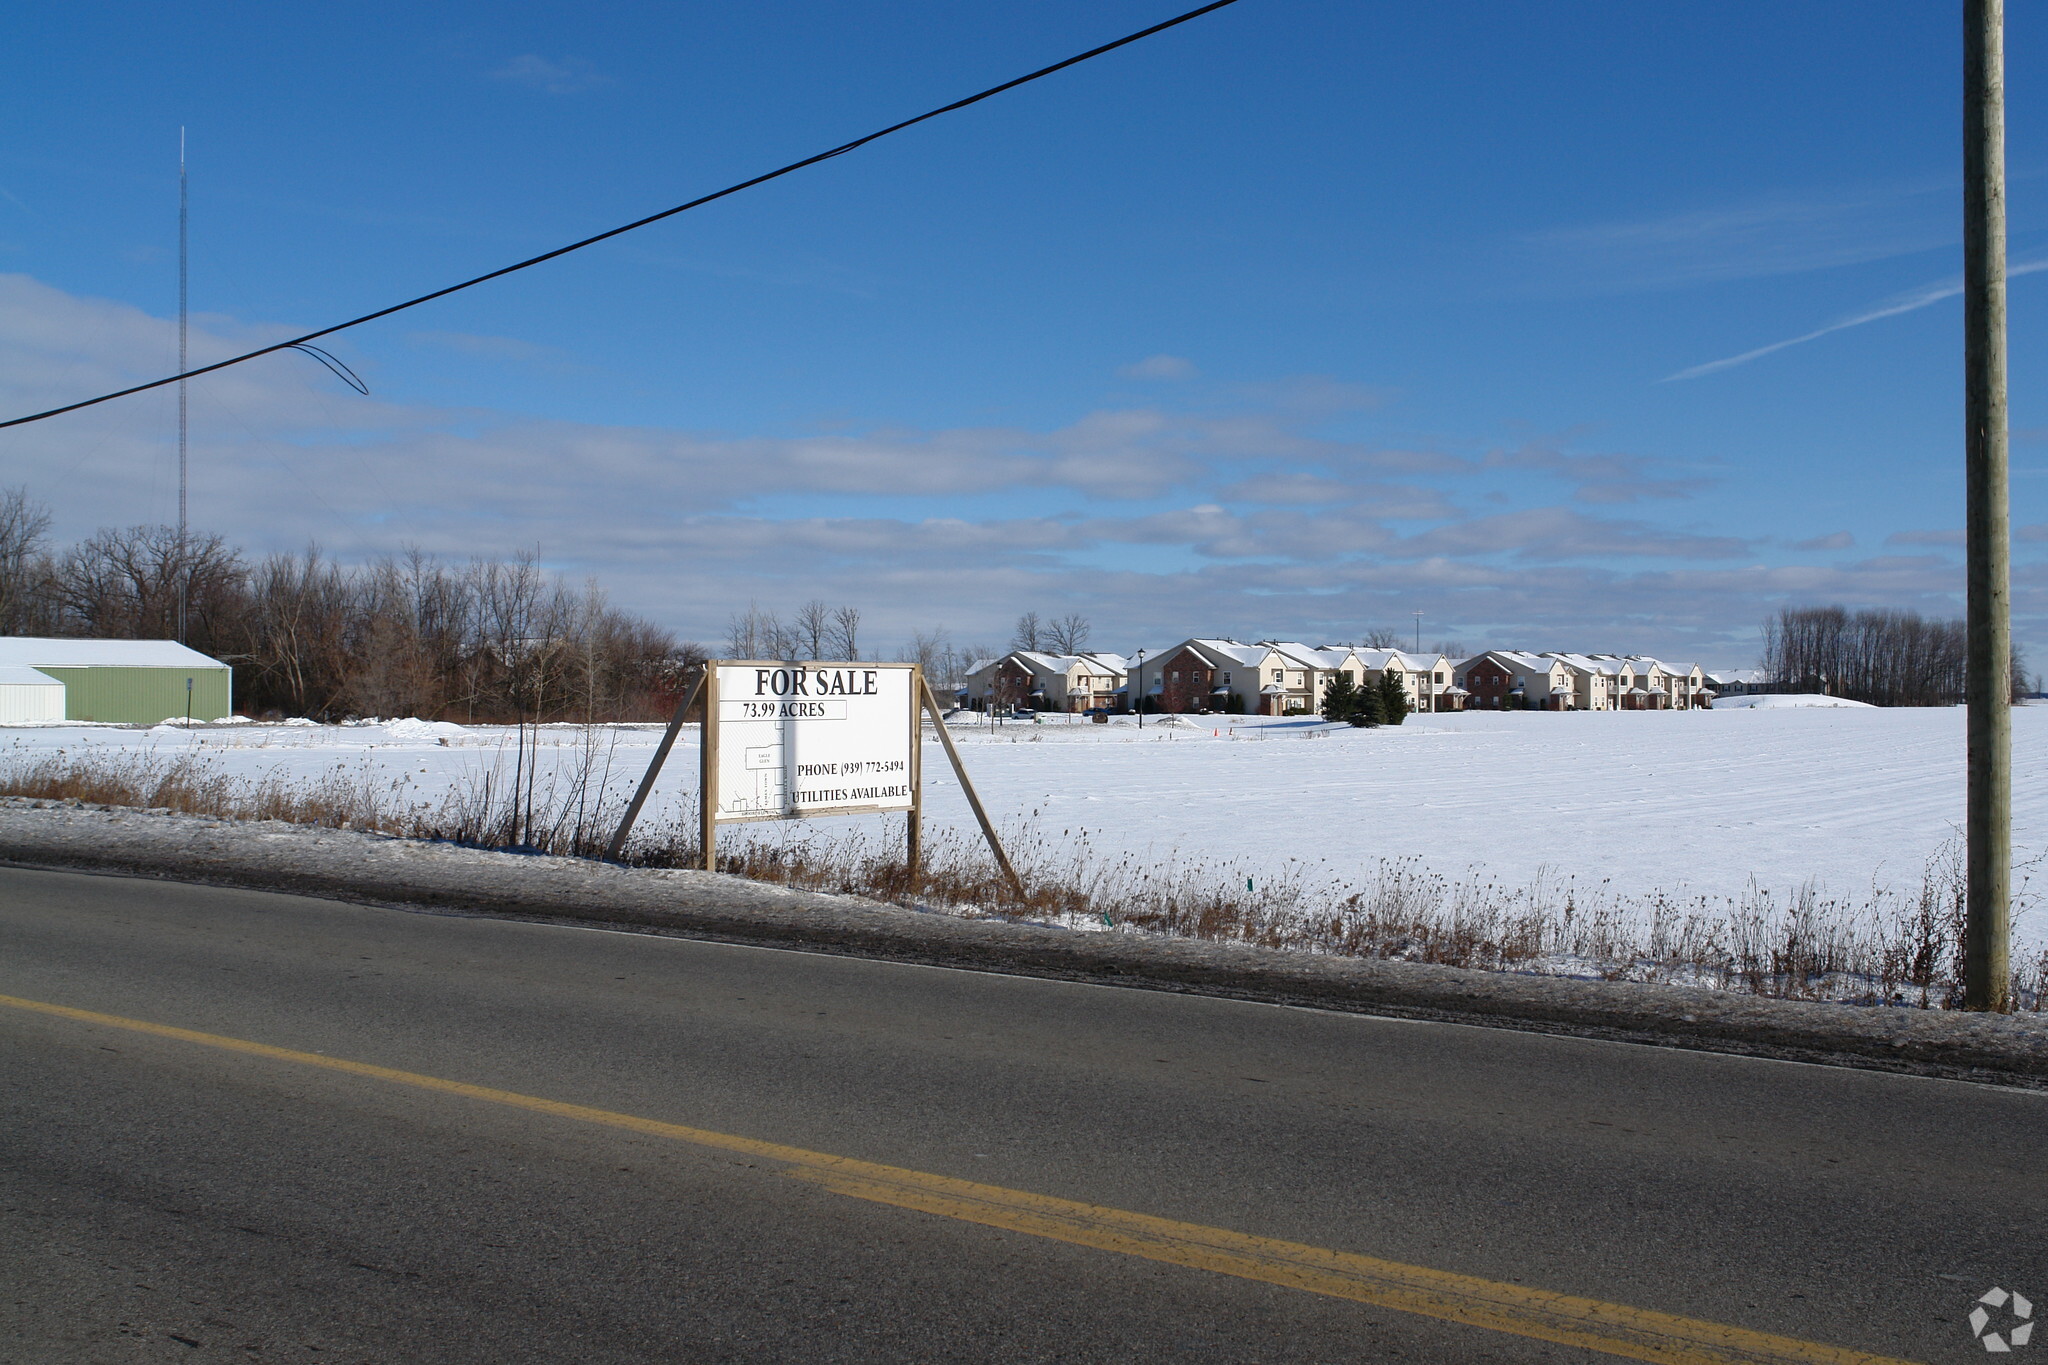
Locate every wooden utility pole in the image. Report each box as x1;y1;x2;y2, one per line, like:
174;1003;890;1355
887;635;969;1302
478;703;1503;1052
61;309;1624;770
699;665;720;871
1965;0;2012;1010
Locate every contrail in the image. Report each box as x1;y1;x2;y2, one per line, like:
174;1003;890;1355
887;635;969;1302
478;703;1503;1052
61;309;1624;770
1661;259;2048;382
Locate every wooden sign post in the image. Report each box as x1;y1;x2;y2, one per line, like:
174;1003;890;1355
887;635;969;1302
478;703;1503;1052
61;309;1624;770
605;660;1019;896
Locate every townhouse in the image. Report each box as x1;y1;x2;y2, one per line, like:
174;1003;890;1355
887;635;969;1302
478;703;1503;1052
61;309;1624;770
1142;639;1300;715
1457;651;1579;710
1350;648;1462;713
960;633;1721;716
1457;651;1714;710
963;650;1128;713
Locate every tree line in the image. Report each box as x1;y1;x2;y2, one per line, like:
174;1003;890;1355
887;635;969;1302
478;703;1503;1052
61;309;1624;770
1761;604;2026;707
0;489;994;721
0;489;690;722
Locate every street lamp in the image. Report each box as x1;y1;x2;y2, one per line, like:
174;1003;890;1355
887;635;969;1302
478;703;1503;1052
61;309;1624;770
1134;648;1146;729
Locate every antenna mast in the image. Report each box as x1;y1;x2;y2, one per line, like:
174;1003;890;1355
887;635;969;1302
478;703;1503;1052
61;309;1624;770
177;127;188;542
176;128;189;643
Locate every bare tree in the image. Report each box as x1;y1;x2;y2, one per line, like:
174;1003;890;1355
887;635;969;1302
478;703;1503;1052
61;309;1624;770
5;513;687;723
0;487;52;634
905;627;951;679
1430;639;1467;661
1012;612;1042;651
827;604;861;661
1762;605;1968;706
726;605;788;660
794;599;832;659
1359;627;1400;649
1046;613;1091;655
55;524;241;647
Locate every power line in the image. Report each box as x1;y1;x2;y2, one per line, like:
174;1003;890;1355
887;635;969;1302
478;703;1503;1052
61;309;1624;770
1;0;1242;433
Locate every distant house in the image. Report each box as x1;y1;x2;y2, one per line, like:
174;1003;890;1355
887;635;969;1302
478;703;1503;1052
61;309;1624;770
1456;651;1576;710
1541;653;1630;710
1707;668;1770;699
1643;659;1710;709
0;637;233;724
1350;648;1459;713
1144;639;1282;714
962;651;1126;712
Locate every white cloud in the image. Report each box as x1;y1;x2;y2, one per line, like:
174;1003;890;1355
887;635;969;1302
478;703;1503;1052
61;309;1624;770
1117;354;1197;381
1886;528;1964;547
1793;531;1856;551
0;273;2018;659
492;55;610;95
1531;182;1951;293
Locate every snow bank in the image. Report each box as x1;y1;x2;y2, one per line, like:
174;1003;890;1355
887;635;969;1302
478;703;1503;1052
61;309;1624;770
1714;694;1879;710
379;718;470;743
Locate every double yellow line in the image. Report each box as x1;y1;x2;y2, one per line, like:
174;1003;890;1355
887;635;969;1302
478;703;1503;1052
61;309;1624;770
0;992;1916;1365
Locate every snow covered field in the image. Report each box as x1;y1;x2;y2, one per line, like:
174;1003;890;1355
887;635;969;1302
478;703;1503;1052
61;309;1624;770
6;704;2044;949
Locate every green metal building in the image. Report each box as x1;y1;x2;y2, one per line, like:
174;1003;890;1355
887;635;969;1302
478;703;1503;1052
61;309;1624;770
0;638;233;724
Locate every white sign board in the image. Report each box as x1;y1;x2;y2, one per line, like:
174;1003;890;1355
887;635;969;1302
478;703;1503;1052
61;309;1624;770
711;662;915;822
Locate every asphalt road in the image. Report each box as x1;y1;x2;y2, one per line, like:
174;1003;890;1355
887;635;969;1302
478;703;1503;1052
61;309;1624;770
2;866;2042;1364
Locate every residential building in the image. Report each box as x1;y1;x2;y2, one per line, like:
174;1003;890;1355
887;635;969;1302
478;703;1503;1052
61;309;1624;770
1708;668;1770;698
1145;639;1290;714
962;651;1127;712
1456;651;1578;710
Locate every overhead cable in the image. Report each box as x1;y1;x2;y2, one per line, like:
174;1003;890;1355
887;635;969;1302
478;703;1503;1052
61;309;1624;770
1;0;1242;431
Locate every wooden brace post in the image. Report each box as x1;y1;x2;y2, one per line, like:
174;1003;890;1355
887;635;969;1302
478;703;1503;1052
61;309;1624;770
919;675;1024;899
603;668;703;861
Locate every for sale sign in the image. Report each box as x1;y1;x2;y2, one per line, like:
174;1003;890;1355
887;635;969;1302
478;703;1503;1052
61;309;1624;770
710;662;916;822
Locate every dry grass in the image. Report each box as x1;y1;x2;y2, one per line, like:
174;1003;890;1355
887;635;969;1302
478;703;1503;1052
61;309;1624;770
5;741;2044;1011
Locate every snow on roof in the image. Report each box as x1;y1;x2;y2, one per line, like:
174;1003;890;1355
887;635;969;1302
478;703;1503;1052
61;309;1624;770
1543;652;1619;676
1261;641;1338;669
972;650;1126;678
0;664;63;687
0;637;228;669
1189;639;1273;667
1709;668;1768;684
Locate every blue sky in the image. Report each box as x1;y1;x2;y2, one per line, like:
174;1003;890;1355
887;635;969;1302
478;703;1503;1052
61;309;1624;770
3;1;2044;664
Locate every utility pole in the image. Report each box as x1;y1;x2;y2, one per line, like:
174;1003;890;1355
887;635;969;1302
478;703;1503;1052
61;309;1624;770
1964;0;2012;1010
176;127;190;644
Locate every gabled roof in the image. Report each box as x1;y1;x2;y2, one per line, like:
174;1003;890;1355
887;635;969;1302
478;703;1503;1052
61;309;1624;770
975;650;1128;679
1542;652;1616;676
1462;649;1556;674
1352;648;1440;673
0;637;228;669
1260;641;1335;670
1167;638;1273;670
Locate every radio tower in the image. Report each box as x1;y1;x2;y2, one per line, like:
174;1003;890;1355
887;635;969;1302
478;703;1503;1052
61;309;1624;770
177;128;189;641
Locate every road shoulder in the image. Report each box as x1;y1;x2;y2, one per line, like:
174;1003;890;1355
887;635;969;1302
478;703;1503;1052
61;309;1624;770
4;796;2044;1087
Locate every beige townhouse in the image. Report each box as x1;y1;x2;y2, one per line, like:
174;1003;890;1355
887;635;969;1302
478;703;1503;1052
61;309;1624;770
964;650;1128;712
